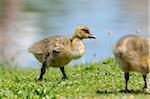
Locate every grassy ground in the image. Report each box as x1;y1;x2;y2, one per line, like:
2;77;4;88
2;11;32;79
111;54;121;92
0;58;150;98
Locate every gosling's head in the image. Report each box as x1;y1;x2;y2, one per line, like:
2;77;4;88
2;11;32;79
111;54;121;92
72;25;96;40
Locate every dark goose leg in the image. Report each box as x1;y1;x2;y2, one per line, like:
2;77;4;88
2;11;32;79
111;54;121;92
38;61;46;80
60;67;68;79
38;53;50;80
124;72;130;93
143;74;147;89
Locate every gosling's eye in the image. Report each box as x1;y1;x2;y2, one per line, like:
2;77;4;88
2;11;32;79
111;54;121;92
81;29;90;34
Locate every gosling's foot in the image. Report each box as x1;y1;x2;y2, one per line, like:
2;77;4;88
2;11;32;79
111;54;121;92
62;76;68;80
143;86;148;90
124;89;131;93
38;77;42;81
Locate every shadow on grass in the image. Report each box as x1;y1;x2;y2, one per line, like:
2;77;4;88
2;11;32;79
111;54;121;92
96;89;150;95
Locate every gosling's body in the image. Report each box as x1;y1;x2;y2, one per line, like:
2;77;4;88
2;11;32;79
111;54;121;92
113;35;150;93
29;36;85;67
29;25;95;80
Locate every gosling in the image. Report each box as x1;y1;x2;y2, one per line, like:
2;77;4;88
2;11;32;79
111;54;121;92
29;25;96;80
113;35;150;93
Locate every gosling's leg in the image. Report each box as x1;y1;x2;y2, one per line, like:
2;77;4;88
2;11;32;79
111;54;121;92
60;67;68;79
124;72;130;93
143;74;147;89
38;62;46;80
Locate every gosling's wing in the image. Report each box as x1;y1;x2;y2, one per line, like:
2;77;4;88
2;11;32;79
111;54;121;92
116;36;149;66
47;36;72;53
28;35;71;54
125;37;149;58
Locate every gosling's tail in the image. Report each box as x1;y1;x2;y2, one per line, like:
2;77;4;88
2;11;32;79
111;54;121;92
28;45;34;53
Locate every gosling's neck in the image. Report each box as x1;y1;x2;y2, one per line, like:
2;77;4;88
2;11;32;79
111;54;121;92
70;37;86;59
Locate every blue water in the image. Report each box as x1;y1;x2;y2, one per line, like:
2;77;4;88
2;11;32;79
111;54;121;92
17;0;148;67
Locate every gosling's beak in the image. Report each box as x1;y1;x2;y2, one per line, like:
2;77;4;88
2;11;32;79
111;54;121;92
88;34;96;39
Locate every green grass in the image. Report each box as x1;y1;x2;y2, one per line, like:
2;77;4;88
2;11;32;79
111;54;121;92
0;58;150;98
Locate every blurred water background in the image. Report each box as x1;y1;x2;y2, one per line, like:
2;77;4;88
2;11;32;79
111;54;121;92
0;0;148;67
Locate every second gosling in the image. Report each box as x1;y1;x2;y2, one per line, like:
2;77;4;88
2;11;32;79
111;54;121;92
113;35;150;93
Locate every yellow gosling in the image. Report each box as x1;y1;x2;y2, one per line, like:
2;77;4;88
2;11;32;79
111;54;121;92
29;25;96;80
113;35;150;93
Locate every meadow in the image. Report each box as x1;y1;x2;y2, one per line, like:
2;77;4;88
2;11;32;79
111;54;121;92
0;58;150;98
